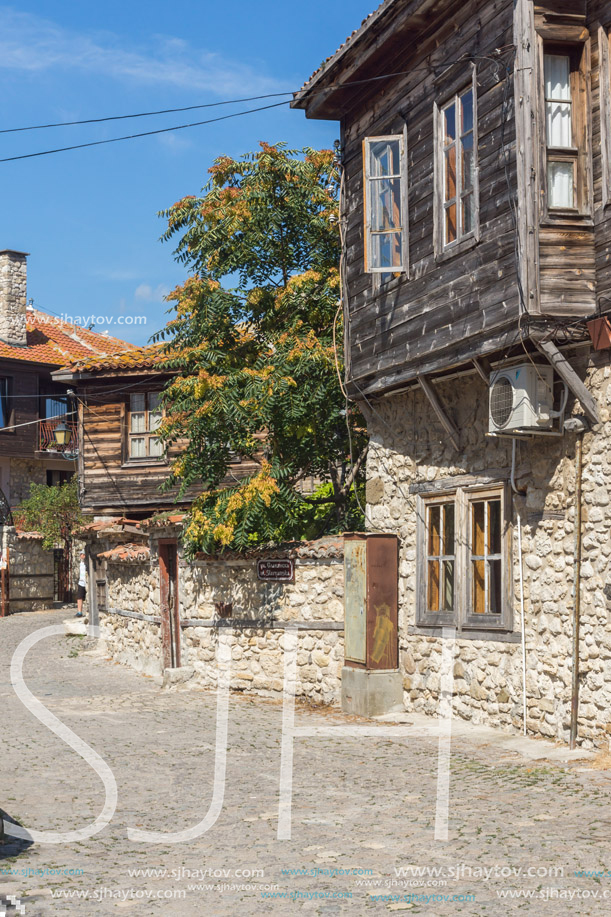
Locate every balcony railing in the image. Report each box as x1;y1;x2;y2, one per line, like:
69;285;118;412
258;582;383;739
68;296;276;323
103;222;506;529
38;418;78;454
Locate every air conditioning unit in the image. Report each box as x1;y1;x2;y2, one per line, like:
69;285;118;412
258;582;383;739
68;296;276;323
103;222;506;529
489;363;554;434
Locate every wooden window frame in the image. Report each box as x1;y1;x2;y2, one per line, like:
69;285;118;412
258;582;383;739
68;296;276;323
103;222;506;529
537;35;592;221
126;391;165;464
433;64;480;261
416;484;513;634
599;26;611;208
362;127;409;275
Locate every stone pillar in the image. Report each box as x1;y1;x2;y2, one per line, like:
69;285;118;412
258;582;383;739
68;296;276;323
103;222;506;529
0;250;29;346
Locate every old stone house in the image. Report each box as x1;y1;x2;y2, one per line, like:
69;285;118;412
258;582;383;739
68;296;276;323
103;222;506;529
293;0;611;748
0;248;133;611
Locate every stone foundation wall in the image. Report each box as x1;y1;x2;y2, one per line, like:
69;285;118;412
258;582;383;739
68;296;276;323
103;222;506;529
9;459;47;507
99;542;345;704
366;347;611;748
2;528;55;612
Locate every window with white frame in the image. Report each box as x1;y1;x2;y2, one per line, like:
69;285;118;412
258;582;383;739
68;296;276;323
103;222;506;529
128;392;164;461
363;133;408;273
542;43;589;214
435;71;479;254
417;485;511;633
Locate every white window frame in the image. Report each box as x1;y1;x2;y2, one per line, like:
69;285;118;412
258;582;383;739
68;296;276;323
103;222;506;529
127;391;165;463
416;484;512;634
434;65;480;259
362;128;409;275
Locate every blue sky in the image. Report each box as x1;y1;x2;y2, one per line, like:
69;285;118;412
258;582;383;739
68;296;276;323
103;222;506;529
0;1;374;344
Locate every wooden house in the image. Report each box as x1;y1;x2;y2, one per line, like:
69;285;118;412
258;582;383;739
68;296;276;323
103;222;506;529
293;1;611;747
54;346;259;518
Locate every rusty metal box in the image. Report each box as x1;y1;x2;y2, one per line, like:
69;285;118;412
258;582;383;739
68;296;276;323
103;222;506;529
344;533;399;670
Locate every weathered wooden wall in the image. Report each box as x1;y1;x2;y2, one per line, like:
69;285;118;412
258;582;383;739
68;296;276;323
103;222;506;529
78;380;259;515
588;0;611;314
340;0;520;396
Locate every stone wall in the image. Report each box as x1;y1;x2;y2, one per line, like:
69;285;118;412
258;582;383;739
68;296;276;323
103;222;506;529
99;539;345;705
2;527;55;612
9;459;47;507
365;346;611;748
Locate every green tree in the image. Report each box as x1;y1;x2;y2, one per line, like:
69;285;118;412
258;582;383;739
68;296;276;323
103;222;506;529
157;143;366;553
15;479;86;594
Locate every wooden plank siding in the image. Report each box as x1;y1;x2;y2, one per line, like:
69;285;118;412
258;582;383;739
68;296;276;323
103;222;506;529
337;0;519;395
295;0;609;400
78;380;260;515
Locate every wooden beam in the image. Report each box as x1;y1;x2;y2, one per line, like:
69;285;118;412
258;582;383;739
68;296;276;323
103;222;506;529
417;374;461;452
472;357;492;385
532;337;600;425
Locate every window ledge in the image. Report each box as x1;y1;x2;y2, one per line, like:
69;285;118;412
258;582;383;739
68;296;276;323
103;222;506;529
435;234;478;264
409;625;521;644
121;460;168;469
542;212;593;227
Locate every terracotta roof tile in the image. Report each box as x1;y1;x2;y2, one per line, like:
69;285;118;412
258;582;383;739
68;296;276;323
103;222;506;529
61;343;166;375
99;543;151;563
0;309;134;366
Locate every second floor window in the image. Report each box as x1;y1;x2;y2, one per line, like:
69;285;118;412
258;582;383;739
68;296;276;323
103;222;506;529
128;392;163;460
363;134;408;273
0;378;10;429
439;85;477;248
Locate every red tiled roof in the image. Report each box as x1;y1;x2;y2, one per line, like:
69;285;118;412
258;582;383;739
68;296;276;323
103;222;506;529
99;543;151;563
79;517;141;535
0;308;133;366
295;0;395;97
61;343;166;375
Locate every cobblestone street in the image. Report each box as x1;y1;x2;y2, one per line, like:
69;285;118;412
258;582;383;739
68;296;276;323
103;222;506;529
2;609;611;916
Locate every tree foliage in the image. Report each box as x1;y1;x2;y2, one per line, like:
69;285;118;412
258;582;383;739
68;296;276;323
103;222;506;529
156;143;366;553
15;478;85;553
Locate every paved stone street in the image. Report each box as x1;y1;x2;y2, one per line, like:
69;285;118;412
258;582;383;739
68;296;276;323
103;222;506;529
2;610;611;916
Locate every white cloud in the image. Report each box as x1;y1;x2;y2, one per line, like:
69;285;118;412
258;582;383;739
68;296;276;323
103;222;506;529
0;7;283;96
135;282;169;303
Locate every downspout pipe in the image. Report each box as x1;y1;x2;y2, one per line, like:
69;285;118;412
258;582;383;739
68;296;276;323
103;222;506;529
570;432;585;749
511;439;528;737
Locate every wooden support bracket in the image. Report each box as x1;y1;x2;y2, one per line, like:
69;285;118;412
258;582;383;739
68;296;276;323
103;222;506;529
472;357;492;385
532;337;600;426
417;374;461;452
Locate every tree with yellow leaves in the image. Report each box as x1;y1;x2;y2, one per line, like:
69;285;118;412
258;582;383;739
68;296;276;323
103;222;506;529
156;143;366;553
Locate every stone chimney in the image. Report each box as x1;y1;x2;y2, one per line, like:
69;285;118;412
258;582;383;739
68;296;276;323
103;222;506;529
0;250;29;346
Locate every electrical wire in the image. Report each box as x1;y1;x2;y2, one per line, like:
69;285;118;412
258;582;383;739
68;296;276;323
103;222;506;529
0;54;513;164
0;101;290;163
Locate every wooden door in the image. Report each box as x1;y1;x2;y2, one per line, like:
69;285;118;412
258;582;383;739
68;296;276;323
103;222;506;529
159;541;181;669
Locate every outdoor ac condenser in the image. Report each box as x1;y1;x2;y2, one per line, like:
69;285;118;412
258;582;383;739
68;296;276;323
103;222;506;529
488;362;554;434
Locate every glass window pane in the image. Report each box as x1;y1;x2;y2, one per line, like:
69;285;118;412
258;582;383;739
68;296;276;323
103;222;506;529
371;232;403;270
442;560;454;611
148;392;161;412
443;102;456;143
130;412;145;434
371;178;402;231
369;139;401;177
444;146;457;201
462;132;474;191
462;193;475;235
472;501;485;556
428;505;441;555
545;54;571;102
461;89;473;134
428;560;440;612
443;504;455;555
130;437;145;458
547;101;572;148
488;499;502;554
445;204;457;244
489;559;502;614
149;437;163;457
473;559;486;614
130;393;145;413
548;160;574;208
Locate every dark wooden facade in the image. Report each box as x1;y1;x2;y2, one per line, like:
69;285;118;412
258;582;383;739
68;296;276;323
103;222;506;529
55;363;259;517
294;0;609;402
